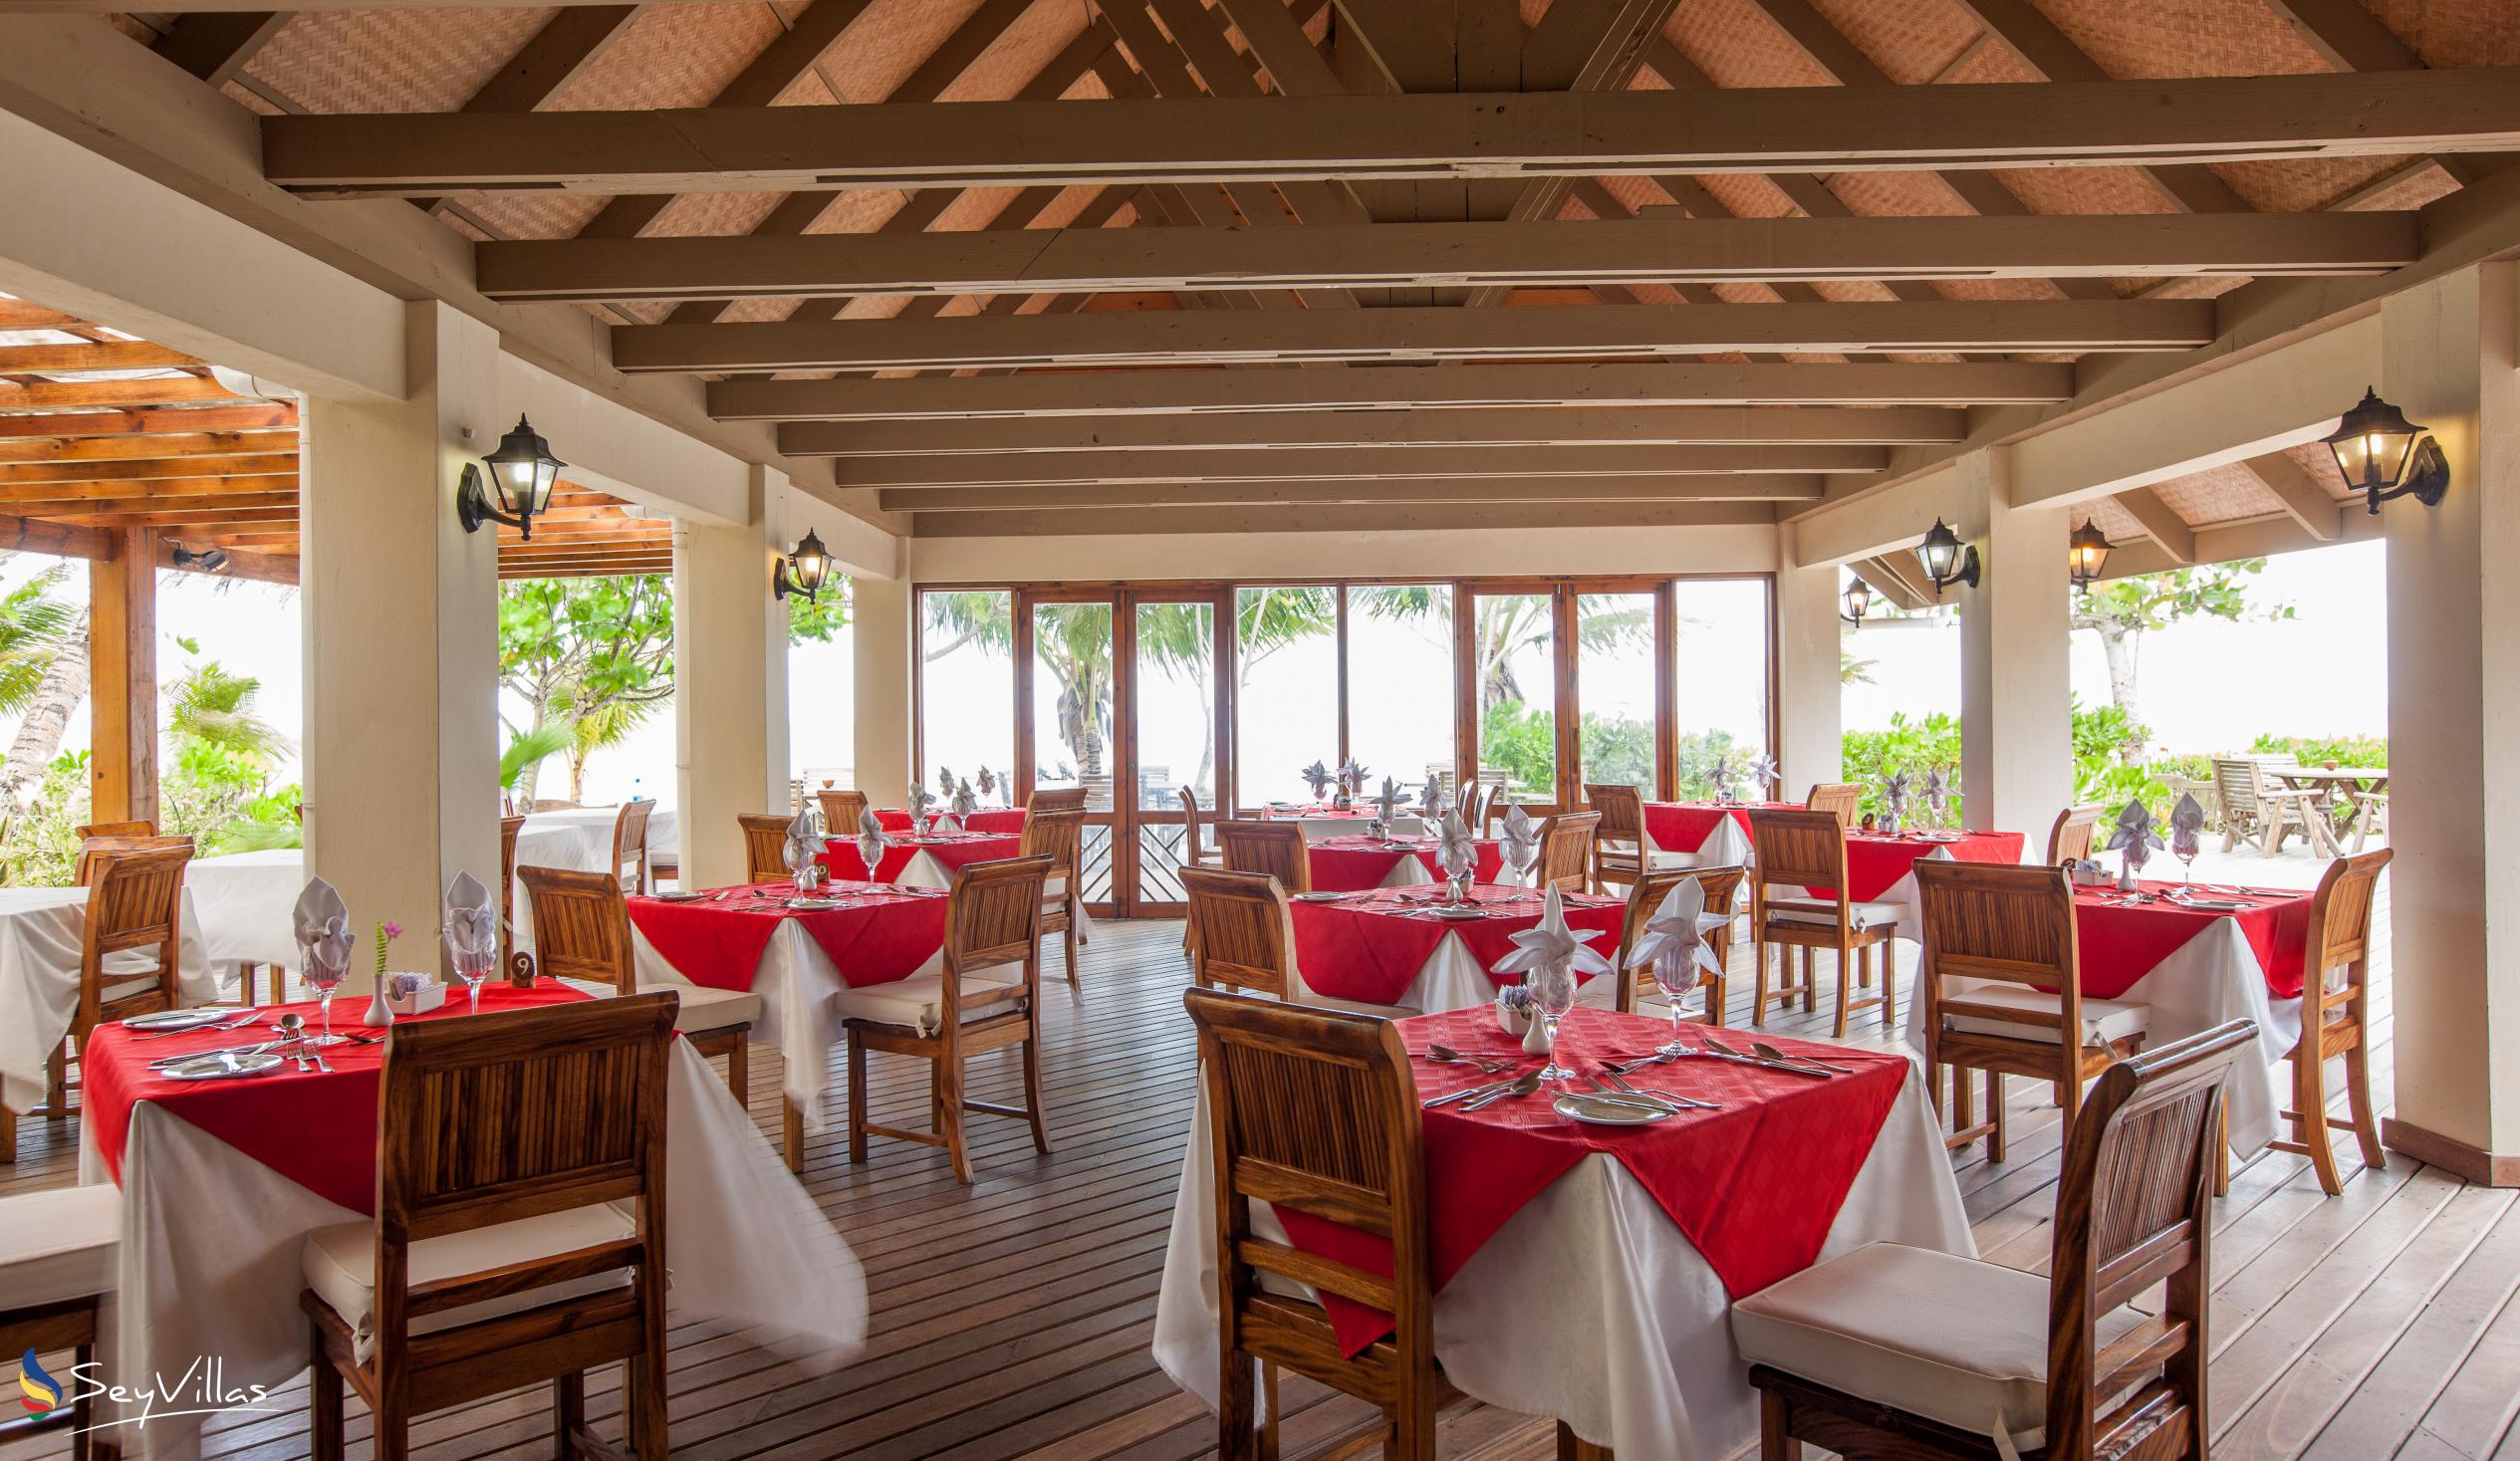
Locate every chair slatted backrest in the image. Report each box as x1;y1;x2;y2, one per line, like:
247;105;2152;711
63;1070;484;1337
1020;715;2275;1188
2049;804;2107;864
1183;866;1296;1000
75;819;154;841
1615;865;1745;1013
1215;820;1311;894
75;834;193;886
2209;758;2265;819
1020;807;1085;885
373;992;674;1373
1470;782;1502;832
1028;787;1088;815
517;865;635;995
1183;988;1434;1387
1535;811;1599;891
1583;783;1644;844
815;789;868;838
1178;787;1207;865
946;855;1050;984
738;813;795;884
2043;1020;2255;1460
612;801;653;892
1913;859;2084;1043
80;845;191;1028
498;812;525;960
1747;808;1851;918
1803;782;1865;828
2305;850;2391;1029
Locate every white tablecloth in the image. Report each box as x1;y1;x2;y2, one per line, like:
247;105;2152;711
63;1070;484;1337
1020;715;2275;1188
185;849;305;969
79;1039;864;1461
1153;1070;1972;1458
1276;814;1427;843
0;887;215;1114
1646;814;1753;869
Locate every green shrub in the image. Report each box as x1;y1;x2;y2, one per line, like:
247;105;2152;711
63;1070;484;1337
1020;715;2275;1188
2248;733;2388;767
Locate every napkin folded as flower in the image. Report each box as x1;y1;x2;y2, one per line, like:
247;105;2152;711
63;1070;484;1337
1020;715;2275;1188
1337;758;1369;796
1373;776;1404;827
1882;770;1912;816
1745;752;1781;800
784;808;822;872
1921;769;1952;822
1627;875;1728;987
1301;760;1333;801
2108;799;2166;868
905;781;934;830
1492;887;1614;1006
947;777;978;830
936;766;956;801
294;876;357;976
1436;810;1478;880
443;871;498;959
2168;792;2207;855
1706;753;1735;802
1499;804;1540;884
856;808;889;877
1417;776;1445;823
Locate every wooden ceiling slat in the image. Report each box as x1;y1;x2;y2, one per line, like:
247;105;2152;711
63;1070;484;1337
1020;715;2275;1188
0;453;296;490
0;342;202;373
843;442;1883;488
0;430;297;464
876;473;1825;512
0;472;296;504
0;404;296;438
0;301;84;331
151;10;288;88
0;377;242;410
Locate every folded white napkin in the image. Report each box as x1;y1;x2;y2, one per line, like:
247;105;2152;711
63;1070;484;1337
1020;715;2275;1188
856;807;888;874
443;871;497;957
1437;810;1477;879
1746;752;1781;800
294;877;356;974
1492;886;1614;993
1373;776;1403;827
1627;876;1728;986
1301;760;1332;801
785;808;821;871
1417;776;1445;823
951;778;978;823
1338;758;1368;796
1499;804;1539;884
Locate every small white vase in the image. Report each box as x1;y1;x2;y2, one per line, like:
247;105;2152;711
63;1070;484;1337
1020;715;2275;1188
1520;1010;1554;1056
361;981;395;1028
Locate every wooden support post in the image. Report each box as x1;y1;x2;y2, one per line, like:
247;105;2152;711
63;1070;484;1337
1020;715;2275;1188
87;527;159;828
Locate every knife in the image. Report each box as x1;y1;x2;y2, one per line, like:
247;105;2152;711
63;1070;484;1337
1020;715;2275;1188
1422;1077;1513;1109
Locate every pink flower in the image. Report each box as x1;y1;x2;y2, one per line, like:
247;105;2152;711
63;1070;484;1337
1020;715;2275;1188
382;920;404;938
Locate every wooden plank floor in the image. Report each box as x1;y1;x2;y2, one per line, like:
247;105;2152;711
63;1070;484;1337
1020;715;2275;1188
8;879;2518;1461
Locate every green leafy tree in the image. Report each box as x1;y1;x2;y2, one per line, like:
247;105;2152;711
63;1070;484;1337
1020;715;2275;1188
2073;561;2293;732
0;562;84;808
498;576;674;804
786;578;852;644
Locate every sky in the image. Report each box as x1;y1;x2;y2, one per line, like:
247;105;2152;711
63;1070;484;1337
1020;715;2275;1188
0;536;2387;815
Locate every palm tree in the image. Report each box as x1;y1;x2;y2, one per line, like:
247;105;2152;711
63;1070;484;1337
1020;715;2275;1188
0;564;81;807
165;658;293;765
564;695;655;802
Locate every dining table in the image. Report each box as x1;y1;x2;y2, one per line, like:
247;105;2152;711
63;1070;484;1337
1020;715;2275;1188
1285;883;1627;1013
1639;800;1792;869
76;981;865;1460
1813;827;2028;910
1895;877;2316;1154
1259;803;1429;841
2271;766;2391;851
0;885;216;1118
874;806;1027;836
818;828;1026;886
1153;1006;1972;1459
1305;834;1504;892
625;881;950;1136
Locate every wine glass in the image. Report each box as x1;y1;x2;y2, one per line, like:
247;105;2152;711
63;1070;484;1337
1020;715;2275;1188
446;928;495;1014
1504;839;1538;888
783;836;816;895
1532;962;1580;1084
302;950;348;1047
2172;826;2202;889
1650;950;1699;1057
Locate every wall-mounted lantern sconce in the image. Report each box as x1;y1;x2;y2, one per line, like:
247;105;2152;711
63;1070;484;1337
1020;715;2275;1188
2067;517;2113;592
169;543;230;575
456;415;563;541
773;528;831;602
2323;386;2449;516
1839;576;1872;625
1914;517;1980;598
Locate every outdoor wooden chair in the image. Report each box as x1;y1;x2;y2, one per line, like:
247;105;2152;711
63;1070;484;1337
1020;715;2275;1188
1183;866;1294;1000
1804;781;1866;827
1534;810;1599;893
0;1184;120;1458
1215;820;1312;895
2210;756;2329;856
301;993;676;1461
1741;1020;2254;1461
1915;860;2148;1160
518;863;758;1111
2047;804;2106;864
815;788;868;839
1027;787;1088;815
1613;865;1744;1025
1583;782;1680;893
1747;809;1895;1039
738;812;795;884
1020;808;1087;982
1468;781;1503;833
838;855;1053;1184
1178;787;1212;871
2256;850;2392;1195
611;800;653;895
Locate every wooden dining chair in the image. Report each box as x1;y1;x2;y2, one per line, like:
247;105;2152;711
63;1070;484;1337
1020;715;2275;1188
837;855;1054;1184
301;992;677;1461
1582;782;1673;893
73;819;154;841
1803;781;1866;828
1183;866;1295;1000
1914;859;2149;1161
1215;820;1312;894
498;814;527;984
738;812;795;884
518;864;759;1112
2047;804;2106;864
1534;810;1600;893
1741;1020;2254;1461
0;1184;122;1458
34;844;192;1134
1469;781;1503;834
73;833;193;886
1614;865;1745;1025
1746;808;1896;1039
1179;786;1212;870
1021;807;1088;982
610;801;654;895
1183;986;1454;1461
815;787;868;839
2264;849;2393;1195
1027;786;1088;815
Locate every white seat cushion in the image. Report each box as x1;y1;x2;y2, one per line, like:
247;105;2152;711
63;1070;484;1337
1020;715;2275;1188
1942;985;2149;1045
0;1185;119;1310
1765;897;1902;931
1733;1241;2145;1450
101;974;172;1004
303;1204;635;1362
831;963;1025;1035
670;983;759;1034
1292;990;1414;1019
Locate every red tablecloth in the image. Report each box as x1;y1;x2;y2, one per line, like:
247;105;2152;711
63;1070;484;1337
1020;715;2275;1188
85;983;592;1215
1275;1007;1909;1354
1306;836;1505;892
1288;885;1626;1006
874;807;1026;835
2075;881;2315;1000
1263;805;1382;824
1822;829;2026;901
1641;801;1793;853
817;831;1023;882
627;882;947;991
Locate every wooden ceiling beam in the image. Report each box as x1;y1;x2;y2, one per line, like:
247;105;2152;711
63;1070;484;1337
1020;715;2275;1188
844;443;1880;488
262;69;2520;196
151;11;288;87
614;298;2216;372
0;513;113;559
780;404;1966;455
0;453;296;489
0;301;84;331
2240;452;2346;542
1848;555;1933;613
47;501;301;527
877;472;1825;511
153;537;299;585
0;430;296;465
0;472;296;503
0;342;202;372
0;377;242;410
0;404;296;438
488;213;2412;303
2112;485;2197;564
715;362;2074;421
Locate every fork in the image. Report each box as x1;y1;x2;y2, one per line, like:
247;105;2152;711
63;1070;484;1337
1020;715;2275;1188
1604;1072;1720;1111
133;1014;261;1042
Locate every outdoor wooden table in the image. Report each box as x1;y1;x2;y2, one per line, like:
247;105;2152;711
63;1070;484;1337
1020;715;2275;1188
2271;767;2391;852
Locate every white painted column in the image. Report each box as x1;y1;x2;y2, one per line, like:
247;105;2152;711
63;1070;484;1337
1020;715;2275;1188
850;575;914;799
2381;261;2520;1182
1954;447;2074;837
299;301;501;985
673;466;791;890
1775;522;1844;793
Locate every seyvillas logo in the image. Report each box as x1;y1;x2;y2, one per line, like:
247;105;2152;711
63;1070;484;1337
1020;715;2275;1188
17;1349;63;1415
12;1352;277;1436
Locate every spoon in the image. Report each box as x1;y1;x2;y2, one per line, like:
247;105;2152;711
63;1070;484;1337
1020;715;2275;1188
1461;1073;1542;1111
277;1014;307;1046
1604;1051;1682;1075
1752;1041;1854;1075
1425;1045;1511;1073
